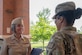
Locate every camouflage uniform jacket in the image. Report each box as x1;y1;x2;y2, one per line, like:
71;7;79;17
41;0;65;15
46;26;82;55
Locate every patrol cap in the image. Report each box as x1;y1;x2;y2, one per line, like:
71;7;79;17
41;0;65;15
11;17;23;25
55;1;76;14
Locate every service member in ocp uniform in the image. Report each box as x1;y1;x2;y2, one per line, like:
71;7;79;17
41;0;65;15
46;1;82;55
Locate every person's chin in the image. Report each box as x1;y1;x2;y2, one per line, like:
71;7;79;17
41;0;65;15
17;32;23;34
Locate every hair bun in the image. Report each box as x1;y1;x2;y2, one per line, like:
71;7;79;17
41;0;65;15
74;8;82;19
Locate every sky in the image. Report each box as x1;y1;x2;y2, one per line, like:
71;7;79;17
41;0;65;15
29;0;82;30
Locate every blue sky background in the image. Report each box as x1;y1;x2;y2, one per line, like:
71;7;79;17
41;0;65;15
29;0;82;30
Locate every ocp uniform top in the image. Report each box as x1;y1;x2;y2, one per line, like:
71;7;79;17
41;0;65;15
46;26;82;55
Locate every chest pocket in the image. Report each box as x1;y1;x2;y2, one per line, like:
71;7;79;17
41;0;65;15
8;42;19;49
22;42;30;52
7;42;22;55
22;42;30;48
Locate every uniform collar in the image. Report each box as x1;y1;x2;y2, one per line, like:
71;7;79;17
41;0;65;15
11;34;25;41
60;26;76;31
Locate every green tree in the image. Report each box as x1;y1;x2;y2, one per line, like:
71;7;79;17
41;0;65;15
30;8;57;49
78;26;82;33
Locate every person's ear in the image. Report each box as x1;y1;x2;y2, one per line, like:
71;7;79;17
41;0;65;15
59;16;64;23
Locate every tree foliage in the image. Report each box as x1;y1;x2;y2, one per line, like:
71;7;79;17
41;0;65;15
30;8;57;49
78;26;82;33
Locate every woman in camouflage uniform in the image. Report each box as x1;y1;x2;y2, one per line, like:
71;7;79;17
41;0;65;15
46;1;82;55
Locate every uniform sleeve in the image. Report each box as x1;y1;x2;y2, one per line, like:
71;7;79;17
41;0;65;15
0;39;8;55
46;33;64;55
52;36;64;55
74;34;82;55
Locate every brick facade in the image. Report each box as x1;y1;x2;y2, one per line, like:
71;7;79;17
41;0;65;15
0;0;29;38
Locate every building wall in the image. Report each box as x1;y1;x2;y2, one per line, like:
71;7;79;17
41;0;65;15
0;0;29;38
0;0;3;35
3;0;15;35
14;0;29;35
